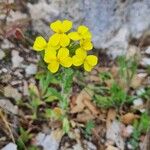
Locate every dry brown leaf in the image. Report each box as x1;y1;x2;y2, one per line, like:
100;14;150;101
83;98;99;115
75;109;95;123
106;109;116;129
87;75;100;82
121;113;139;125
106;145;119;150
70;89;92;113
130;73;147;89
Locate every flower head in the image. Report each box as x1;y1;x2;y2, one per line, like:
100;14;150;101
72;48;98;72
80;39;93;51
49;20;72;47
44;48;72;73
68;25;92;41
33;36;47;51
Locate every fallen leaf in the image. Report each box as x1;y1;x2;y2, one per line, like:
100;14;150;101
75;109;95;123
83;98;99;115
130;73;147;89
106;109;116;129
106;145;119;150
121;113;139;125
70;89;92;113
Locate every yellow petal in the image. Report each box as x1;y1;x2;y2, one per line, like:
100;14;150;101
60;34;70;47
44;48;57;63
49;33;61;47
33;36;47;51
72;55;84;66
85;55;98;66
47;61;59;73
78;25;89;34
47;38;60;50
68;32;81;41
62;20;72;33
83;61;93;72
76;48;87;59
83;31;92;39
80;39;93;50
57;48;69;60
60;57;72;67
50;20;62;33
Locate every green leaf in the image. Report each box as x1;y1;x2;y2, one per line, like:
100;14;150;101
63;117;70;133
85;120;95;135
43;87;63;100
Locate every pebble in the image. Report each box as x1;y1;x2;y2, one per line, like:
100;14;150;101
4;85;22;101
141;57;150;66
145;46;150;55
11;50;24;68
133;98;143;106
25;64;37;76
0;99;18;114
1;143;17;150
136;88;145;96
1;39;14;49
0;50;5;60
34;130;63;150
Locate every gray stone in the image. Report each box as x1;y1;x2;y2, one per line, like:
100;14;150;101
34;130;63;150
4;85;22;101
27;0;150;57
25;64;37;76
0;99;18;114
106;120;124;150
0;49;5;60
1;143;17;150
11;50;24;68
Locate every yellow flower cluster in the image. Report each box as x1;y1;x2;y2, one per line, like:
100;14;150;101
33;20;98;73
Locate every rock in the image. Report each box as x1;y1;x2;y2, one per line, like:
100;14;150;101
1;39;14;49
27;0;150;57
145;47;150;54
126;1;150;39
11;50;24;68
126;45;141;60
106;120;124;150
27;0;59;36
83;140;97;150
0;99;18;114
141;57;150;66
0;49;5;60
136;88;145;96
122;125;134;138
25;64;37;76
133;98;143;107
1;143;17;150
72;143;84;150
106;26;129;58
4;85;22;101
34;129;63;150
7;11;27;22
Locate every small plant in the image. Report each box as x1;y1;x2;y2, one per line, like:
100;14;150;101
129;112;150;149
32;20;98;133
93;56;138;109
84;120;95;138
16;127;33;150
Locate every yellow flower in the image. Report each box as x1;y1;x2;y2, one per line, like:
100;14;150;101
49;20;72;47
33;36;47;51
44;48;72;73
68;25;92;41
80;39;93;51
72;49;98;72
